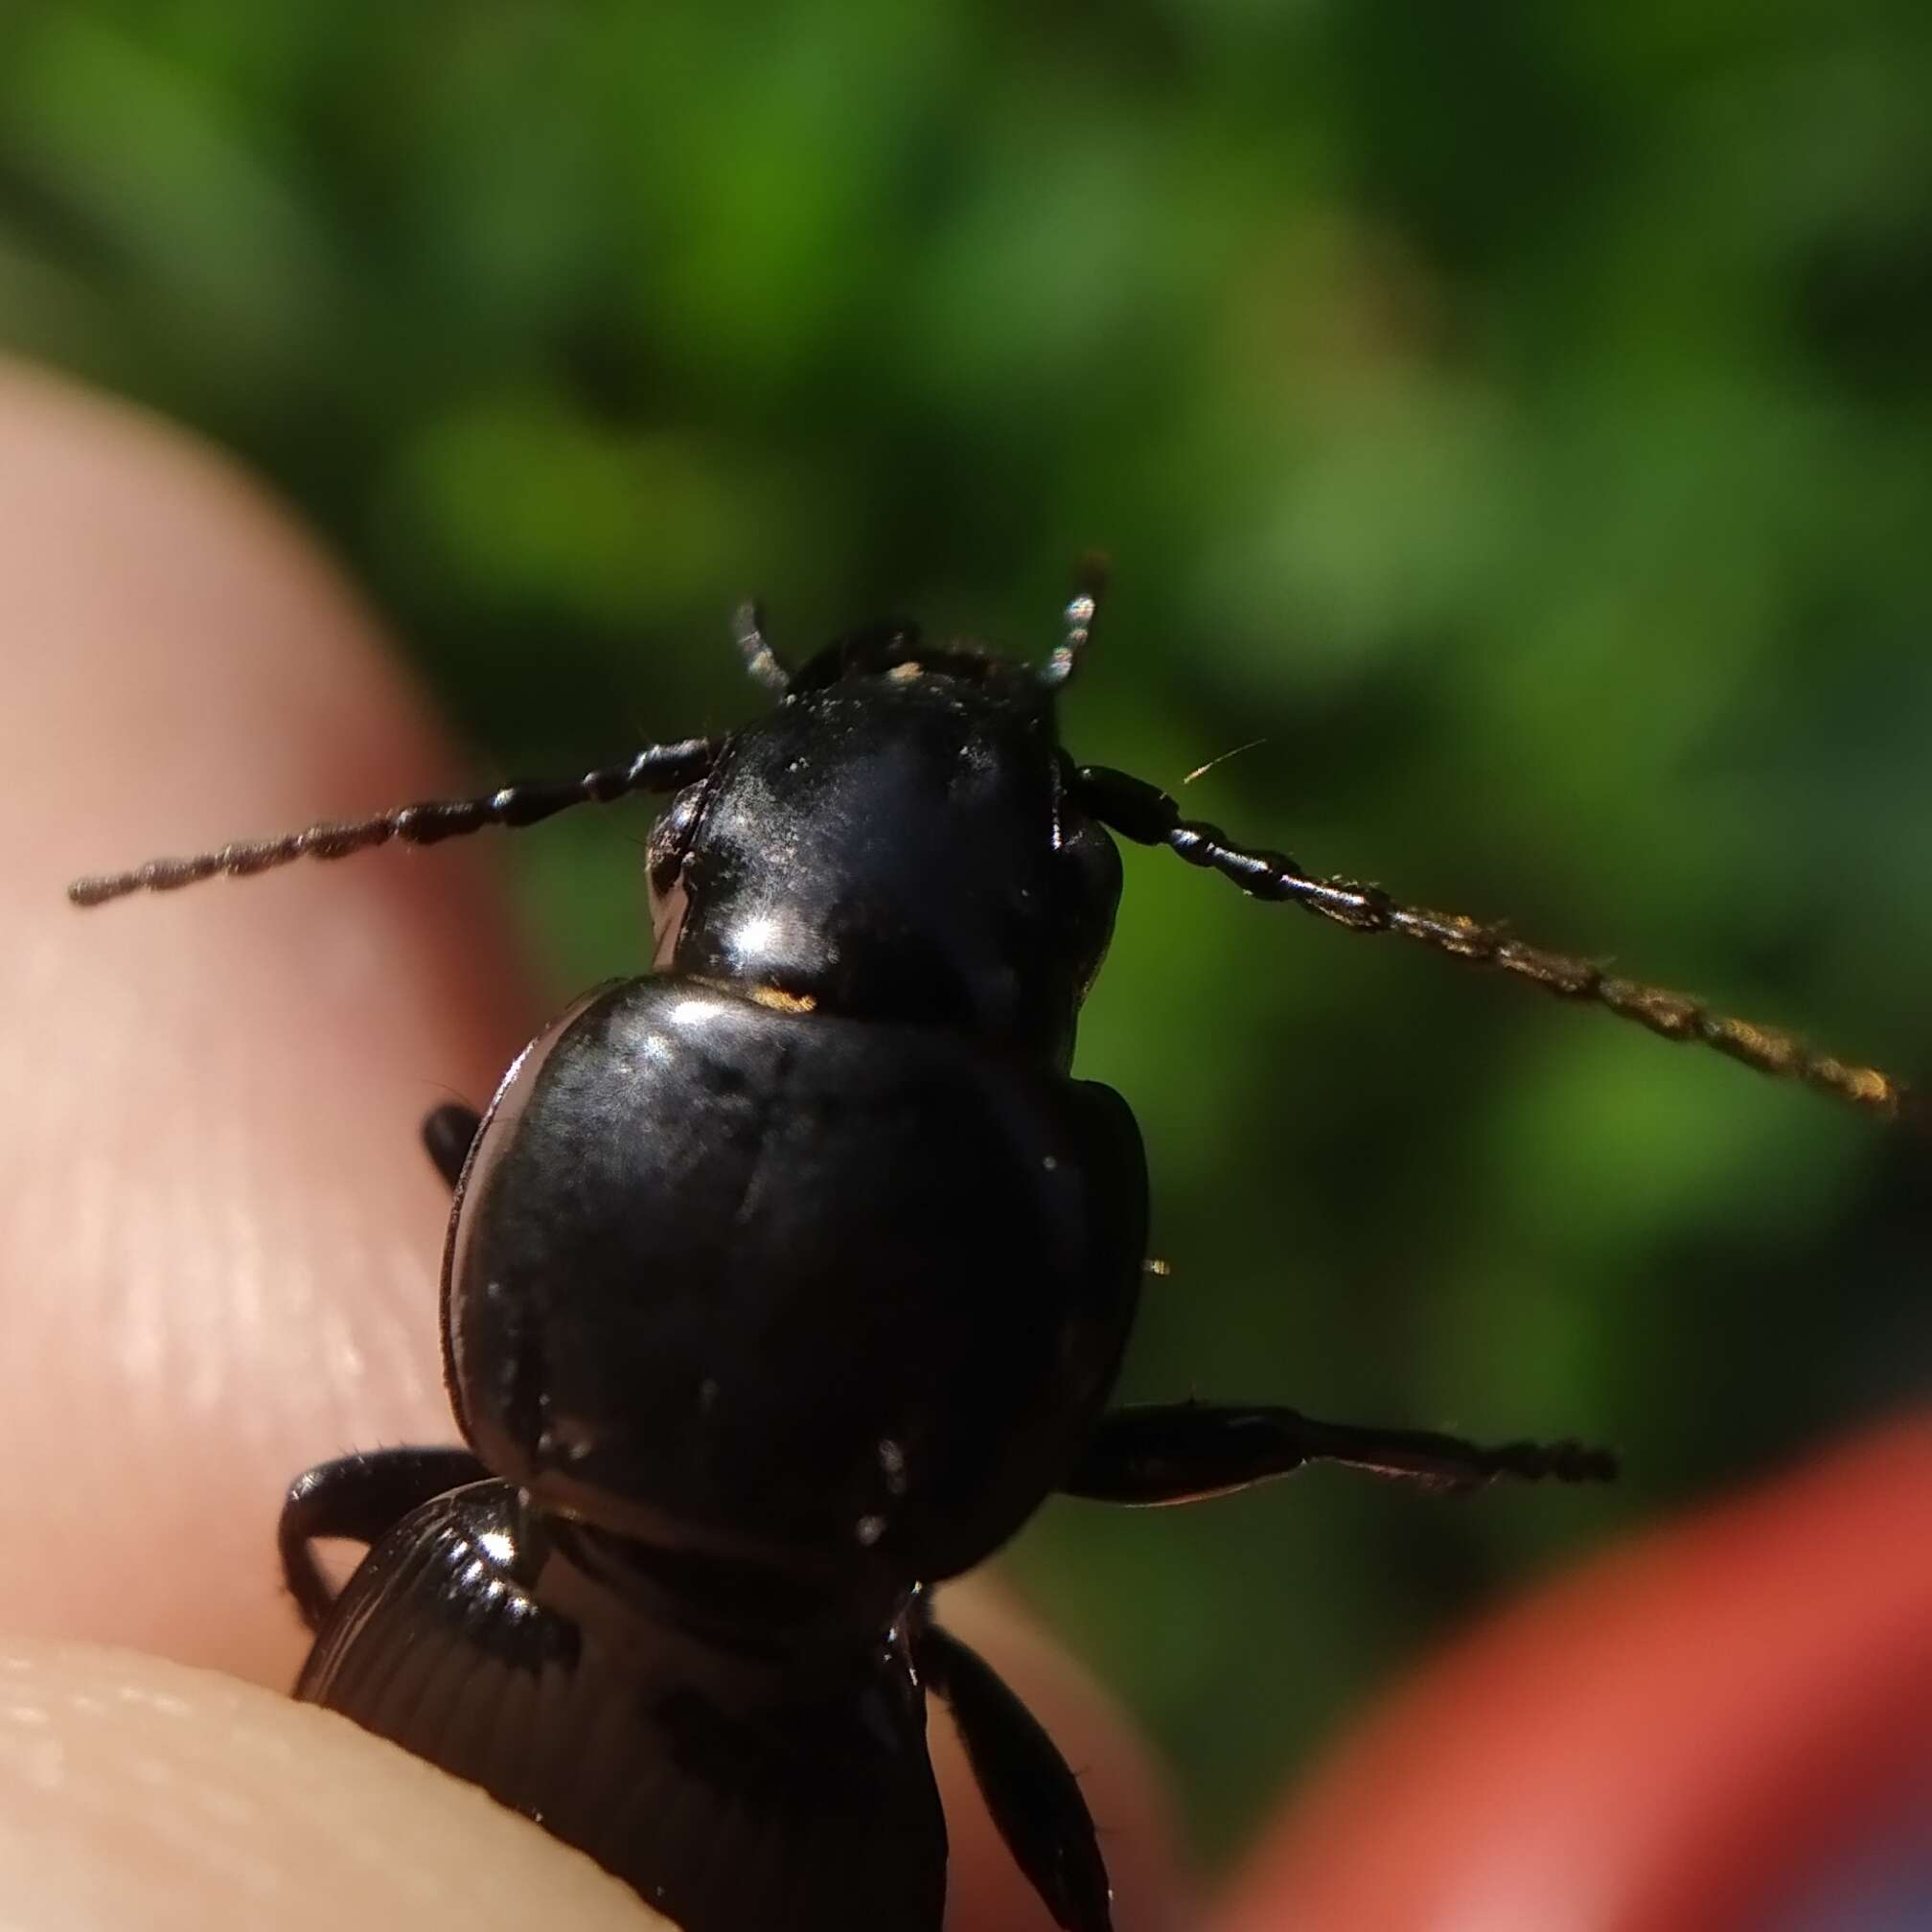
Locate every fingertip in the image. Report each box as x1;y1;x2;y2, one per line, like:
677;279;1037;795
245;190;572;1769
0;1642;664;1931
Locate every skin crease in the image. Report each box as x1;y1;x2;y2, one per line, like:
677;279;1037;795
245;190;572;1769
0;362;1177;1931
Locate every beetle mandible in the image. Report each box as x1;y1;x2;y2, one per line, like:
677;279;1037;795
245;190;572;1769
69;567;1922;1932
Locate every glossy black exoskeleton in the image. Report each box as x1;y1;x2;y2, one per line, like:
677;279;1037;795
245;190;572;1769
71;575;1922;1932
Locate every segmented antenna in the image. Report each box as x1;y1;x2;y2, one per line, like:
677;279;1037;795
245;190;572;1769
733;601;791;693
1040;554;1109;690
1079;763;1925;1131
67;737;718;908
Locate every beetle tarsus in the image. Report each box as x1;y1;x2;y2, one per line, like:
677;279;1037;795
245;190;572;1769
1063;1402;1619;1504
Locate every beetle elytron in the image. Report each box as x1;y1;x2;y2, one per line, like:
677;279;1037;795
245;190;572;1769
71;569;1920;1931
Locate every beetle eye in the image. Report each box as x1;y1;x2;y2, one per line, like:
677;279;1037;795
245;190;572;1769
647;783;705;899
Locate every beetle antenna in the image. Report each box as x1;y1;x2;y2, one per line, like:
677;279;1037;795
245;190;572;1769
1039;554;1109;691
1078;762;1926;1132
66;737;719;908
733;601;791;693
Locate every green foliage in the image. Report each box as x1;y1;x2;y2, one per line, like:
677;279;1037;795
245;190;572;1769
6;0;1928;1860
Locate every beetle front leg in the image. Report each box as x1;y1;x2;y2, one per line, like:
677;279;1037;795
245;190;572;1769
1062;1402;1617;1504
280;1445;488;1630
909;1597;1112;1932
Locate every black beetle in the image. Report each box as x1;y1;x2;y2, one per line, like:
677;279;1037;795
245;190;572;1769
69;570;1920;1932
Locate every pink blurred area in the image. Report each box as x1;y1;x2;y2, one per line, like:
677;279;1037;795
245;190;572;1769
1222;1415;1932;1932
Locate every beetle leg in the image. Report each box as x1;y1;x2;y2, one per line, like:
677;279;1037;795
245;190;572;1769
421;1102;482;1190
1062;1402;1617;1504
909;1599;1112;1932
280;1446;488;1631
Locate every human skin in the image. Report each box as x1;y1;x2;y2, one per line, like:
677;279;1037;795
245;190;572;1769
0;361;1177;1931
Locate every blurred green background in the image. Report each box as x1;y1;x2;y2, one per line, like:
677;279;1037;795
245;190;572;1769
5;0;1928;1867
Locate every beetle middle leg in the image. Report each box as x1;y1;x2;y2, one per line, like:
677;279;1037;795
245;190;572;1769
1062;1402;1617;1504
908;1593;1113;1932
279;1447;487;1629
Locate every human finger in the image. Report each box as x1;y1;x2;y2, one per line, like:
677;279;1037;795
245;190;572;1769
0;358;539;1685
0;1643;666;1931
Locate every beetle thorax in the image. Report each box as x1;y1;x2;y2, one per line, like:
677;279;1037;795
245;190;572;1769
647;674;1120;1066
